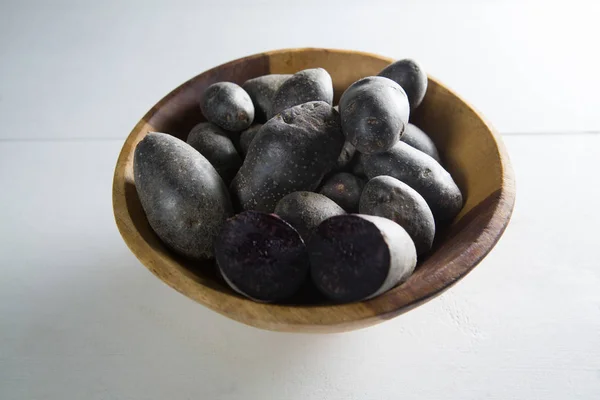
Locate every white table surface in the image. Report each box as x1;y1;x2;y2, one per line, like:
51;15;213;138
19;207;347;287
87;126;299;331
1;1;600;399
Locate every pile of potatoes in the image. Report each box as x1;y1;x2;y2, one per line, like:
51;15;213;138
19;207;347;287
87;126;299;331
134;59;463;304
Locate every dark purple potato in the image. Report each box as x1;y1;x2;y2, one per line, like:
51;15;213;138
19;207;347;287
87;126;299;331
200;82;254;132
270;68;334;118
214;211;309;302
336;141;356;170
231;101;345;212
134;132;233;259
309;214;417;303
242;74;291;122
319;172;365;212
350;152;366;178
361;141;463;222
238;124;263;157
378;58;428;110
186;122;242;183
274;191;345;241
339;76;410;154
360;176;435;255
401;123;440;162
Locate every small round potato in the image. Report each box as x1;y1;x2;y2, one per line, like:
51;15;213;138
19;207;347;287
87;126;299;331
319;172;365;212
200;82;254;132
274;191;345;241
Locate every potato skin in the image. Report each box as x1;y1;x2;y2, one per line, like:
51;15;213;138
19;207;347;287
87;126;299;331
336;141;356;170
134;132;233;259
242;74;291;122
401;123;440;162
186;122;242;183
200;82;254;132
274;191;345;241
238;124;263;157
231;101;345;213
339;76;410;154
378;58;428;109
350;152;366;178
359;175;435;255
319;172;365;212
361;141;462;222
270;68;334;118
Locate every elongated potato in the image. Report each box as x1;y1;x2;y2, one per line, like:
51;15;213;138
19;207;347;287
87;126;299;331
361;141;463;222
401;123;440;162
360;175;435;255
134;132;233;259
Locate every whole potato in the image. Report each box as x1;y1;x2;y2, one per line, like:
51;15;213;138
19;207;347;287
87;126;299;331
231;101;344;212
361;141;462;222
242;74;291;122
319;172;365;212
134;132;233;259
360;175;435;255
200;82;254;132
186;122;242;183
401;123;440;162
270;68;333;117
339;76;410;154
378;58;428;109
274;191;345;241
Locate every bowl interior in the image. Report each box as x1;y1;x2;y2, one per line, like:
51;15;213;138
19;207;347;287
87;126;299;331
113;48;515;332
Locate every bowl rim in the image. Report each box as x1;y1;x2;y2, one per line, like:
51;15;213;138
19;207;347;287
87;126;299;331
112;47;516;332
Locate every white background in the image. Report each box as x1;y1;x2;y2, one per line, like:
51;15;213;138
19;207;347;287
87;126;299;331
1;1;600;399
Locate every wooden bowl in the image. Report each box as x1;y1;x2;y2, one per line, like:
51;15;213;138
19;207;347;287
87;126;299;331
112;48;515;333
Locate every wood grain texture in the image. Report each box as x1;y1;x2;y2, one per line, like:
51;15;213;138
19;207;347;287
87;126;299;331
112;48;516;333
